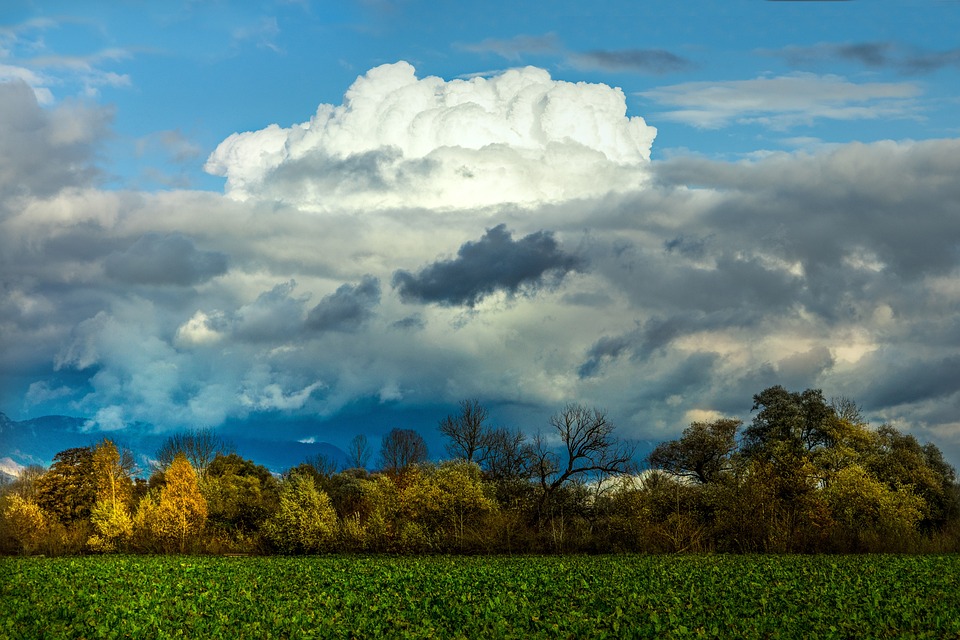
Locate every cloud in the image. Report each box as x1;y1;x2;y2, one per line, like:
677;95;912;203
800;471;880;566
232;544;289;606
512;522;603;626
233;281;308;343
640;72;920;129
104;233;229;286
460;34;692;76
392;224;584;307
571;49;694;74
205;61;656;210
5;58;960;468
306;275;381;332
458;33;562;61
0;80;109;201
771;41;960;75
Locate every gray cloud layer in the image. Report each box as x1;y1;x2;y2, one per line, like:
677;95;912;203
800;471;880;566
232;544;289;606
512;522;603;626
104;233;228;286
0;80;108;201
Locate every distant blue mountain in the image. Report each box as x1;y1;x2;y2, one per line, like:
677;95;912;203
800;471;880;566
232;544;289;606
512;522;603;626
0;411;346;478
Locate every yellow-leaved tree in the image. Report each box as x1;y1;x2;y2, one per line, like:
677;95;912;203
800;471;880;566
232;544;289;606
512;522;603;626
136;453;207;553
88;439;135;552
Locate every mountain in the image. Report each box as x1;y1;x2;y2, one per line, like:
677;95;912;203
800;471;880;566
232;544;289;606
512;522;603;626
0;411;347;478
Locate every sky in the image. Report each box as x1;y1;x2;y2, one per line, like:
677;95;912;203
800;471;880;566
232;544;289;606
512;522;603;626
2;0;960;470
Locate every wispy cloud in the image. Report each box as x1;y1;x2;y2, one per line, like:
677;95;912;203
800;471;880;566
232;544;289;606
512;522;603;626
459;33;692;75
570;49;694;74
640;72;921;129
769;41;960;75
457;33;562;61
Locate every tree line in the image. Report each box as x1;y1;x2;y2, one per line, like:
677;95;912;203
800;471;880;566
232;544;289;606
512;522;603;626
2;386;958;555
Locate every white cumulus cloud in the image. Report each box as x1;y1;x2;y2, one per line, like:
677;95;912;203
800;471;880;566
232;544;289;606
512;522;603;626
206;61;656;211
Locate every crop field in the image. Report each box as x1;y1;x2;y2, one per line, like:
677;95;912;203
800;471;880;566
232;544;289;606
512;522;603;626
2;554;959;639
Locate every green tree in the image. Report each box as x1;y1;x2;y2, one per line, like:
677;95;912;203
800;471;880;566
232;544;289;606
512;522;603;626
743;386;840;459
823;464;925;551
263;473;338;554
648;418;741;484
88;500;133;552
35;447;96;524
202;453;278;541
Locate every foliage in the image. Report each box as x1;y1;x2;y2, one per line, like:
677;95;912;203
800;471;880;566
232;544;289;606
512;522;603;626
3;554;960;639
135;454;207;553
2;495;48;555
4;388;960;556
262;473;337;554
201;453;278;544
88;500;133;552
648;418;740;484
34;447;97;524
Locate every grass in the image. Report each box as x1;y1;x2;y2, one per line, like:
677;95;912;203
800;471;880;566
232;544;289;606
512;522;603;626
2;554;959;638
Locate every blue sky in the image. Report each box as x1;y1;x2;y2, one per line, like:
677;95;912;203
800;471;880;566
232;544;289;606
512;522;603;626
2;0;960;472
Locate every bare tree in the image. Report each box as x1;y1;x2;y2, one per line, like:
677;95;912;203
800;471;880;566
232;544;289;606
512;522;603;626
346;434;372;470
154;428;231;480
534;404;635;510
438;399;491;464
378;428;428;477
830;395;865;426
303;453;338;478
484;427;534;481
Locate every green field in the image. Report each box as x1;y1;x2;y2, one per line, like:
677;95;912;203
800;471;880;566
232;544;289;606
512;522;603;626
2;554;959;639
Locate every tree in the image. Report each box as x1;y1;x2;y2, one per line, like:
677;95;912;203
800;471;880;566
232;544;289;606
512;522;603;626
863;425;957;531
6;465;45;501
438;399;491;464
346;434;372;470
533;404;635;514
300;453;339;479
648;418;741;484
823;464;925;551
91;438;135;510
88;439;136;552
743;386;839;459
483;427;534;482
35;447;96;524
154;428;230;480
262;473;337;554
147;453;208;553
2;495;49;554
378;428;428;478
202;453;279;542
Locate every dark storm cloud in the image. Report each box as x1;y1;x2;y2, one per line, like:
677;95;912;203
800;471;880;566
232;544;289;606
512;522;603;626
305;275;381;332
392;224;584;307
772;41;960;74
579;314;729;378
860;355;960;409
104;233;228;286
0;80;108;201
578;331;638;378
572;49;694;74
